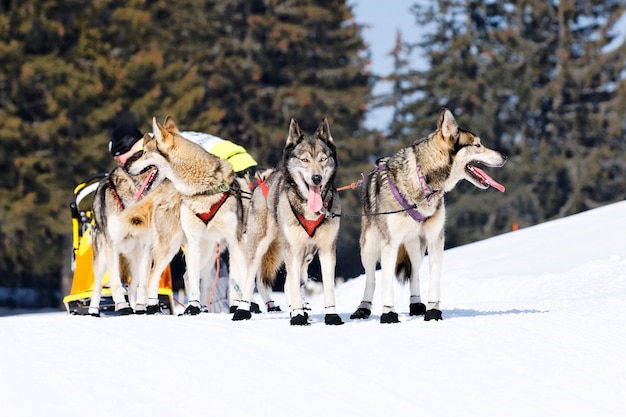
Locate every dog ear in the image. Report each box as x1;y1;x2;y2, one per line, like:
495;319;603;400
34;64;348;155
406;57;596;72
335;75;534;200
286;118;303;146
438;108;458;141
163;116;180;134
314;117;334;144
152;117;174;150
152;117;163;142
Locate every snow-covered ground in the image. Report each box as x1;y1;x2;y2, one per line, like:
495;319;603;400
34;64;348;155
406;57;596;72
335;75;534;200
2;201;626;417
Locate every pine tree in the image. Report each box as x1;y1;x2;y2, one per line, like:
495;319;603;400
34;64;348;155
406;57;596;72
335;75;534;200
0;0;376;294
388;0;626;247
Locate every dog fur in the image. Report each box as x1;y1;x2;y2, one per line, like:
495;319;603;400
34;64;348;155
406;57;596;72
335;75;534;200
232;118;343;325
128;117;259;315
89;162;182;315
351;108;507;323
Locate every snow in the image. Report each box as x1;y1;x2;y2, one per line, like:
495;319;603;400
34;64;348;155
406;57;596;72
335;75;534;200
2;201;626;417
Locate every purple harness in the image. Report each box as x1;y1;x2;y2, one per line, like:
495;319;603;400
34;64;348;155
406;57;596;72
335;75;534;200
378;163;436;222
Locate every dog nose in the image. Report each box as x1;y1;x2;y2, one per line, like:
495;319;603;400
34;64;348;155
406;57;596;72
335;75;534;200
311;174;322;185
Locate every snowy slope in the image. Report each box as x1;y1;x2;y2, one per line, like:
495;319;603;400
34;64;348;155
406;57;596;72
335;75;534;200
1;202;626;417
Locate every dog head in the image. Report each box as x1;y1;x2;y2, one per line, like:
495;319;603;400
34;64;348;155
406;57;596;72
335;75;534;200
128;116;234;196
283;117;337;213
436;108;507;192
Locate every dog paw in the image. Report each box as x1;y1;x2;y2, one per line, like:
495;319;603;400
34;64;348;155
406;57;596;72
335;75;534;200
350;307;371;319
232;309;252;321
117;307;134;316
290;314;310;326
324;313;344;325
380;311;400;324
267;305;282;312
424;309;442;321
180;304;201;316
250;302;261;314
229;305;238;313
409;302;427;316
146;305;161;315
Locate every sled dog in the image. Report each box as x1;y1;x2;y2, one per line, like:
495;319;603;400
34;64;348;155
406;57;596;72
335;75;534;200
89;162;182;315
128;117;254;315
232;118;343;325
351;108;507;323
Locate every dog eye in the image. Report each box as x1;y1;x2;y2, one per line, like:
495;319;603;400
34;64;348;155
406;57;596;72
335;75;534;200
320;156;328;162
300;157;309;163
475;143;481;148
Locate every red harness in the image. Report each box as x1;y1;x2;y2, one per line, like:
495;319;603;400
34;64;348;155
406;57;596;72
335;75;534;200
195;192;230;224
294;211;325;237
252;173;326;237
249;177;270;199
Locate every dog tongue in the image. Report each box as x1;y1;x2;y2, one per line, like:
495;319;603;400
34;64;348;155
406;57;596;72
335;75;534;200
471;165;506;192
308;184;323;212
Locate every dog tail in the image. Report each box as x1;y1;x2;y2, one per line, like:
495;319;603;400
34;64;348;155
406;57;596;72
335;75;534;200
259;241;282;287
395;244;411;283
121;202;153;234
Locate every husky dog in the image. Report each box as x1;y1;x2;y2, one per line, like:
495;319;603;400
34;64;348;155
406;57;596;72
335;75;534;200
89;162;182;316
232;118;343;326
128;117;253;315
351;108;507;323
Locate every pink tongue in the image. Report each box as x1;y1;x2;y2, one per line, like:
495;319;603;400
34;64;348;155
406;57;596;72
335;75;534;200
471;165;506;192
308;184;323;212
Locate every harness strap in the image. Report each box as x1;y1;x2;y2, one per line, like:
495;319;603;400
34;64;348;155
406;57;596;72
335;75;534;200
294;211;325;237
249;177;270;199
111;187;125;210
196;192;230;224
378;163;434;222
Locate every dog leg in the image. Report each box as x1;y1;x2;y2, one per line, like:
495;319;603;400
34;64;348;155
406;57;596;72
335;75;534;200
425;231;444;321
352;227;379;319
132;246;153;314
88;241;107;317
318;246;343;325
233;216;276;321
285;248;309;326
108;250;132;315
379;242;400;324
197;246;217;310
179;216;204;315
223;235;250;313
406;240;427;316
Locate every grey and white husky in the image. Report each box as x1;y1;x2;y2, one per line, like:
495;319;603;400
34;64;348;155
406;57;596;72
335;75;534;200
232;118;343;325
351;108;507;323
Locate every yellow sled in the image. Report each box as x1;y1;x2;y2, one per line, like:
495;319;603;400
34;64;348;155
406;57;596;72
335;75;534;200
63;173;174;315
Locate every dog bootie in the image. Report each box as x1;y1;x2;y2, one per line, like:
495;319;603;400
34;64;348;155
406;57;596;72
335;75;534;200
232;309;252;321
290;314;309;326
350;307;371;319
146;304;161;315
324;313;344;325
409;302;427;316
424;309;443;321
380;311;400;324
266;301;282;312
117;307;134;316
181;301;202;316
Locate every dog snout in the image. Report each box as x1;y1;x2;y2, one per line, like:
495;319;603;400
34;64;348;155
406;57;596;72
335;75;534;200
311;174;322;185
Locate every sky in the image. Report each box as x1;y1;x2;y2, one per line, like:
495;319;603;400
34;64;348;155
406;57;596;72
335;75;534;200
2;198;626;417
352;1;626;131
351;0;426;130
